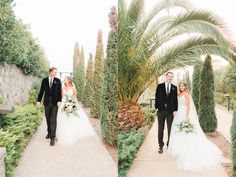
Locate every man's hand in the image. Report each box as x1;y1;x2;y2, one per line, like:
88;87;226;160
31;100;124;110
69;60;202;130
57;102;61;107
36;102;41;108
173;111;177;117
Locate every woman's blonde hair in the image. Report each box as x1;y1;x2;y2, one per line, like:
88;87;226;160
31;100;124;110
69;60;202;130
64;76;73;86
179;81;190;93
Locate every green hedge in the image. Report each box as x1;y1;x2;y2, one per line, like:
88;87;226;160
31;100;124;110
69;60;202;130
0;104;42;177
215;92;234;110
231;100;236;175
27;82;41;105
143;107;156;129
0;1;49;77
118;131;145;177
0;96;4;104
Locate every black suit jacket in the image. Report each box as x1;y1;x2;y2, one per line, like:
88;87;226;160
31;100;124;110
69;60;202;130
155;82;178;113
37;77;62;106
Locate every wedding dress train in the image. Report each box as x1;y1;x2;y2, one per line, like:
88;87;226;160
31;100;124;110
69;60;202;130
168;95;222;172
57;89;95;146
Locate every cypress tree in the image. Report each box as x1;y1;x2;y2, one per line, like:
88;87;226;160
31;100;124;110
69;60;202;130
91;30;104;118
100;6;118;146
185;71;191;93
231;100;236;176
198;55;217;132
82;53;94;107
73;42;80;93
77;46;85;101
192;64;202;112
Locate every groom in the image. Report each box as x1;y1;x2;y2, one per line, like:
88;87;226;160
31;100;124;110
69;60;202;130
37;67;62;146
155;72;178;153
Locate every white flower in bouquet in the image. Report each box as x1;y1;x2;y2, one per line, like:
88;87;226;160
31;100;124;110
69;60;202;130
176;120;195;133
61;94;79;117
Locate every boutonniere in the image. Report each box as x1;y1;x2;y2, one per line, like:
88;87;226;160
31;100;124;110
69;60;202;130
53;80;57;84
172;87;175;91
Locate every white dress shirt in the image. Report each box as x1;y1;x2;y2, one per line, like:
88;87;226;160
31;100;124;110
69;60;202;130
165;82;171;93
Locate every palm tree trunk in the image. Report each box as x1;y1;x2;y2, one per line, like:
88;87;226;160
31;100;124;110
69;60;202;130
118;100;146;132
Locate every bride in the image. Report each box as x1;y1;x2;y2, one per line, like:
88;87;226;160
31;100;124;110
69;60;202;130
168;81;222;172
56;76;95;146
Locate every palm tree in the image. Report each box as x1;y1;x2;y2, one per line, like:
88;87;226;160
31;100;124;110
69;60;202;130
118;0;236;131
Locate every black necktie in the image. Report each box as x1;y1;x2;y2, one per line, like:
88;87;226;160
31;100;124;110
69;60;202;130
167;84;170;96
50;78;53;88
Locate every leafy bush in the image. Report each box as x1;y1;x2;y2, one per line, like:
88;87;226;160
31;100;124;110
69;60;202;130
118;131;145;177
231;100;236;175
0;104;42;177
0;1;49;77
215;92;234;110
143;107;156;129
0;96;4;104
27;82;41;105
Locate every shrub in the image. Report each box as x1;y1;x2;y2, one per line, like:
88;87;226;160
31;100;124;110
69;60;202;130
118;131;145;177
82;53;94;107
231;100;236;175
100;6;118;146
198;55;217;132
91;30;104;118
192;64;202;112
215;92;234;110
143;107;156;129
0;104;42;177
0;96;4;104
27;82;41;105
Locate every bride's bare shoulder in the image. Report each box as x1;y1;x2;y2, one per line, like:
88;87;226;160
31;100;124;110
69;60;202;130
184;92;190;99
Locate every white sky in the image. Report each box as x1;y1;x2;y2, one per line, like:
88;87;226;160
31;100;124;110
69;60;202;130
144;0;236;66
14;0;235;73
144;0;236;39
13;0;117;73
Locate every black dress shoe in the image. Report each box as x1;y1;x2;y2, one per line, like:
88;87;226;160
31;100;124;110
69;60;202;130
50;139;55;146
46;135;50;139
158;147;163;154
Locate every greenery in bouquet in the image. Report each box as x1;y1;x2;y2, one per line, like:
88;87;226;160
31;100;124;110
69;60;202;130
61;94;79;117
176;120;195;133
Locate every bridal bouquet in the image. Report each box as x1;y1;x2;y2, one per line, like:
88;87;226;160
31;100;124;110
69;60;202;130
61;94;79;117
176;120;194;133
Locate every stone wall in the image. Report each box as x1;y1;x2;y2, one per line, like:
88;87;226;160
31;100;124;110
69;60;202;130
0;63;40;105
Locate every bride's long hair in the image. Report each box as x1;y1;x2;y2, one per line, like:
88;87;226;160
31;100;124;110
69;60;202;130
179;81;190;94
63;76;76;88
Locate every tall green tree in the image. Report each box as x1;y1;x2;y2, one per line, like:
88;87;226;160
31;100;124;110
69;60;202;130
76;46;85;100
73;42;80;95
231;100;236;175
198;55;217;132
0;1;48;77
82;53;94;107
118;0;236;131
91;30;104;118
185;71;191;93
192;64;202;112
73;42;80;76
100;6;118;146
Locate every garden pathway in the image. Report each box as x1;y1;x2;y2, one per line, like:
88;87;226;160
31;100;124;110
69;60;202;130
216;104;233;143
127;113;230;177
13;108;117;177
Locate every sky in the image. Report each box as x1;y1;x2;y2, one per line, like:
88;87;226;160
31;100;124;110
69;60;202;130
144;0;236;66
14;0;235;74
13;0;117;73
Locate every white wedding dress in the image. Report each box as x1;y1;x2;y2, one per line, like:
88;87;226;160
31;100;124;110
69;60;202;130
57;89;95;146
168;95;222;172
